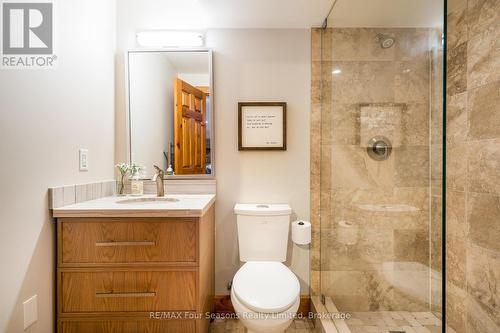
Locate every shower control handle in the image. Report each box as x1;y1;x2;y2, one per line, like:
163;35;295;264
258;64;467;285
367;136;392;161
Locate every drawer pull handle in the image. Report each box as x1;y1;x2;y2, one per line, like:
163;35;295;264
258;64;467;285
95;241;156;247
95;291;156;298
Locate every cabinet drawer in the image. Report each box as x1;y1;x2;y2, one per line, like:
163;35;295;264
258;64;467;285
59;319;195;333
60;218;197;265
60;270;196;313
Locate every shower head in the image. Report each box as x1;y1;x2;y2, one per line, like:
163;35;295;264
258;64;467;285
377;34;395;49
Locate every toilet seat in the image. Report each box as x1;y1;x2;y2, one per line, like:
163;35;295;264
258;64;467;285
232;261;300;313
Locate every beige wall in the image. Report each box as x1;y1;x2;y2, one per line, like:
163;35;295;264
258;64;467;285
205;29;311;294
115;1;311;295
446;0;500;332
0;0;116;332
129;52;177;175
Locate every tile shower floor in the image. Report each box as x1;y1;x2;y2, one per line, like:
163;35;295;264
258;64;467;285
345;311;442;333
209;318;316;332
207;312;444;333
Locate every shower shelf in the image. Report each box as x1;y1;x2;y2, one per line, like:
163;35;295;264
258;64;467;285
356;204;420;212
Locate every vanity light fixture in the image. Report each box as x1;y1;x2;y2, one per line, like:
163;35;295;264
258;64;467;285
136;31;204;48
332;69;342;75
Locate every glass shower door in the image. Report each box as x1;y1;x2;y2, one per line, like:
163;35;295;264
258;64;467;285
317;7;444;332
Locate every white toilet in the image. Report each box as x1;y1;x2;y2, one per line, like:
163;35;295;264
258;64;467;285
232;204;300;333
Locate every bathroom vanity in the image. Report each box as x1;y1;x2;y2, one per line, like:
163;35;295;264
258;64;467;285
52;194;215;333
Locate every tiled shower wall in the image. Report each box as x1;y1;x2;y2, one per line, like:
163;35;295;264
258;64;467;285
311;27;443;312
446;0;500;332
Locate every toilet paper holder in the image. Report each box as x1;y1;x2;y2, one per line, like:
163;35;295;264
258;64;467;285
292;220;311;245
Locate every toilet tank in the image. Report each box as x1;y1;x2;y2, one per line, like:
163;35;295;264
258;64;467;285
234;203;292;262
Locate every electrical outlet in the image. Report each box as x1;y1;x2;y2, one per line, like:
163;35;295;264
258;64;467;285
79;149;89;171
23;295;38;330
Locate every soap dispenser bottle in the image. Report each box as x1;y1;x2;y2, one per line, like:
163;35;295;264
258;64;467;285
129;163;144;196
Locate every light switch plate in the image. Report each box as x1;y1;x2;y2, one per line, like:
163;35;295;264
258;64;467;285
23;295;38;330
79;149;89;171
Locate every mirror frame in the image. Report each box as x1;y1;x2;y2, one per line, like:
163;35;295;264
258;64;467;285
125;48;215;180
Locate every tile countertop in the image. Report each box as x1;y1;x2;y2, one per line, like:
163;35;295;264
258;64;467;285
52;194;216;218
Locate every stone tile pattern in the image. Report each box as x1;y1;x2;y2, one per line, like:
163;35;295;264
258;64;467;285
310;27;443;313
49;180;116;208
209;318;315;333
345;311;444;333
446;0;500;332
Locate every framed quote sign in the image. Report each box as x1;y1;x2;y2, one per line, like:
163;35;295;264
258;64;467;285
238;102;287;151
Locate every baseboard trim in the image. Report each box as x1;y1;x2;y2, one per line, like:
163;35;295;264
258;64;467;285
214;295;311;316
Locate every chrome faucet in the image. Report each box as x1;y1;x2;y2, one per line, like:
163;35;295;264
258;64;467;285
152;165;165;197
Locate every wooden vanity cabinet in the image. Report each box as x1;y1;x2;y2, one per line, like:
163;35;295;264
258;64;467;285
56;206;215;333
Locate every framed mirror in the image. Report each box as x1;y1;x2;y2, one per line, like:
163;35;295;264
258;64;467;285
126;49;214;179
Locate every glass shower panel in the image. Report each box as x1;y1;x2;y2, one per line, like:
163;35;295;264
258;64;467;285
318;13;444;331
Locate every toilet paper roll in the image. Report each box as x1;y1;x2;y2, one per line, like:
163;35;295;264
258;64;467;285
292;220;311;245
336;220;359;245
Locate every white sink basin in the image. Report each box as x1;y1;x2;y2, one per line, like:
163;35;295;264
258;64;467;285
116;197;180;204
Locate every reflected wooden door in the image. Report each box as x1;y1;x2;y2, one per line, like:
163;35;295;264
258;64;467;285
174;78;206;174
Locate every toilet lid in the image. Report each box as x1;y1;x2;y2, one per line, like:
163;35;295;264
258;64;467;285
233;261;300;313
